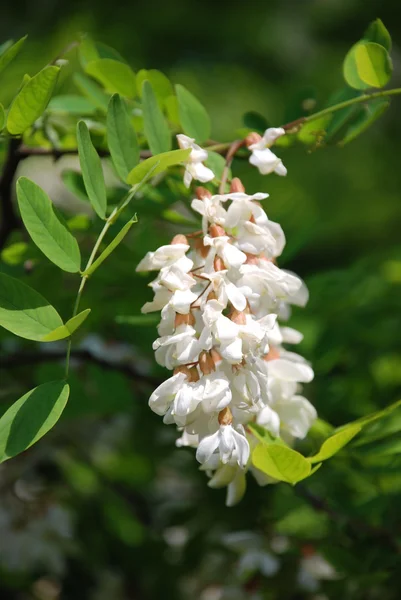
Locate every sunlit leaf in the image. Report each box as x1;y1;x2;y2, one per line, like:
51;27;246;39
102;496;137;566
0;35;27;75
7;66;60;134
42;309;91;342
126;148;190;185
76;120;107;219
363;18;391;52
0;242;28;266
86;59;136;97
82;217;137;276
0;273;63;341
137;69;173;104
176;84;211;143
343;41;392;90
308;424;362;464
252;443;312;484
0;381;69;462
107;94;139;181
142;80;171;154
17;177;81;273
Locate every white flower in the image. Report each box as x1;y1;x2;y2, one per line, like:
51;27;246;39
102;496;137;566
196;423;250;468
137;165;316;505
177;134;215;188
249;127;287;176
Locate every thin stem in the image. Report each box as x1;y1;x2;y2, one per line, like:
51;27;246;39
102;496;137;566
219;140;245;193
282;87;401;131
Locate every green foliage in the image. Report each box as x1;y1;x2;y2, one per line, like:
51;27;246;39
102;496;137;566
308;424;362;463
176;83;211;142
16;177;81;273
76;120;107;218
0;273;63;341
0;381;69;462
48;94;97;115
252;443;313;484
126;148;191;184
7;65;60;134
73;72;109;111
107;94;139;181
363;18;392;51
83;218;137;276
42;308;91;341
0;35;27;75
136;69;173;103
343;42;392;90
86;59;136;97
141;80;171;154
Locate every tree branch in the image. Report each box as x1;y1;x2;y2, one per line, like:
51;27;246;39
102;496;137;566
0;348;161;388
0;138;23;250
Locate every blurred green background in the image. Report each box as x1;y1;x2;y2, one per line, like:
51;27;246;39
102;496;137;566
1;0;401;598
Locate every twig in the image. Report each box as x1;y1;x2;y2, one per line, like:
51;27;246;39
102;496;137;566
0;349;161;388
0;138;23;250
17;145;153;160
51;40;80;65
219;139;245;194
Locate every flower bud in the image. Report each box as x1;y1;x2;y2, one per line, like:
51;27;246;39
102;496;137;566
207;290;217;301
230;177;245;193
210;348;222;367
195;186;212;200
171;234;188;245
230;310;246;325
245;253;259;265
174;312;195;328
210;224;225;238
245;132;262;147
194;238;209;258
264;346;280;361
218;406;233;426
213;256;225;271
188;366;200;382
199;351;216;375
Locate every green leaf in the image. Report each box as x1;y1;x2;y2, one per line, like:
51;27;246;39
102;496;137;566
252;443;312;484
48;94;96;115
363;19;391;52
126;148;190;185
78;35;100;68
343;41;392;90
7;65;60;135
42;308;91;342
62;170;88;202
86;59;136;97
16;177;81;273
107;94;139;181
307;424;362;464
0;381;69;462
0;103;5;131
0;272;63;341
74;73;109;112
176;84;211;143
165;95;180;126
137;69;173;103
339;98;389;145
324;87;362;142
0;36;27;75
204;151;227;181
248;422;286;446
82;217;137;276
242;111;269;133
0;242;28;266
76;120;107;219
142;80;171;154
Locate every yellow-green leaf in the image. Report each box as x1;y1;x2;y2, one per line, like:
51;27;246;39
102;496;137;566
252;444;312;484
42;309;91;342
82;218;137;277
176;84;211;143
86;59;136;97
107;94;139;181
0;273;63;341
0;35;27;75
126;148;190;185
307;424;362;464
7;66;60;135
343;41;392;90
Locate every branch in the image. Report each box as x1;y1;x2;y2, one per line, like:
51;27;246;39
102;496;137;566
1;348;161;388
0;138;23;250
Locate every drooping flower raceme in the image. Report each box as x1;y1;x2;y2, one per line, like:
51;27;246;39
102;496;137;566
137;134;316;506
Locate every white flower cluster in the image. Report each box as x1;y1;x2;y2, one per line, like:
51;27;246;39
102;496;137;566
136;131;316;506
